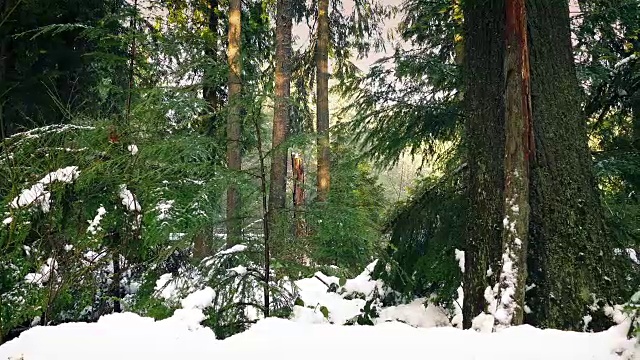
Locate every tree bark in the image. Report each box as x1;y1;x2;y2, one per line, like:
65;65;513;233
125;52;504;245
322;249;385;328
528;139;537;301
268;0;292;242
226;0;242;246
495;0;532;328
316;0;330;202
525;0;621;330
462;0;504;330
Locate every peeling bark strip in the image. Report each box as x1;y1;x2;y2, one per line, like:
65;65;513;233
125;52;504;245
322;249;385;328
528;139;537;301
495;0;533;327
226;0;242;246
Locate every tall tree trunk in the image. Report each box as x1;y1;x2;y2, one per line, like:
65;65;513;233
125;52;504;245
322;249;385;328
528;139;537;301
203;0;220;131
194;0;220;258
226;0;242;246
316;0;330;202
462;0;504;330
268;0;292;245
525;0;622;330
495;0;532;328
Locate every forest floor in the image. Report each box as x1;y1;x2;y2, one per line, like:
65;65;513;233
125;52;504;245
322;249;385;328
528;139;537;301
0;261;637;360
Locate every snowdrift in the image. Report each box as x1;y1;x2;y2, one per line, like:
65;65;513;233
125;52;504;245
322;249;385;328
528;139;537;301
0;260;637;360
0;311;636;360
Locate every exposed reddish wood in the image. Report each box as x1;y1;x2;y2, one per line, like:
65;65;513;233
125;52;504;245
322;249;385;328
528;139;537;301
495;0;533;327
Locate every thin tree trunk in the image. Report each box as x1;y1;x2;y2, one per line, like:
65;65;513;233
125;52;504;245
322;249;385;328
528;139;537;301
316;0;330;202
461;0;504;330
226;0;242;246
268;0;292;245
253;109;270;317
525;0;623;330
495;0;532;328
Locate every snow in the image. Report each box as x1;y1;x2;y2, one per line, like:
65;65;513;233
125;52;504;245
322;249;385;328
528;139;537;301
118;185;141;212
0;312;636;360
127;144;139;155
228;265;248;275
181;287;216;310
291;260;385;325
1;259;639;360
10;166;80;212
377;299;450;327
87;206;107;235
614;53;637;69
217;244;247;256
24;258;58;285
614;248;640;265
626;249;639;265
155;200;174;221
455;249;465;272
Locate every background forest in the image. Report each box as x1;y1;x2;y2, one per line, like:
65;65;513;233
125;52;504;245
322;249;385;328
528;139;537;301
0;0;639;348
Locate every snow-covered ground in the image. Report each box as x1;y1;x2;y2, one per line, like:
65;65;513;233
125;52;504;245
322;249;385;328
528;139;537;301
1;260;637;360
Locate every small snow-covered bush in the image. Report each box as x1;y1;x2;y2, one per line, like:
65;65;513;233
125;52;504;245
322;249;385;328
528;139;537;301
132;239;296;339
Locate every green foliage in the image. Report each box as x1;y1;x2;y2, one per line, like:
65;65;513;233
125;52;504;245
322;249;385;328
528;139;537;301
0;0;129;136
0;105;229;338
306;133;387;275
337;0;461;167
373;154;464;306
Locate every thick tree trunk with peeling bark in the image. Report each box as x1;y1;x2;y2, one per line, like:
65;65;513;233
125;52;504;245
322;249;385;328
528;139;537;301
495;0;532;328
316;0;330;202
463;0;625;331
268;0;293;244
226;0;242;246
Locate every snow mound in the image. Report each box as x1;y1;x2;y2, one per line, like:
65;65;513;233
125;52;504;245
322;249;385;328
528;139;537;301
0;314;636;360
291;260;386;325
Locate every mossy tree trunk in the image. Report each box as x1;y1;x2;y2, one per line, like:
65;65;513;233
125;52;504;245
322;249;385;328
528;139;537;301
525;0;623;330
461;0;504;330
462;0;623;331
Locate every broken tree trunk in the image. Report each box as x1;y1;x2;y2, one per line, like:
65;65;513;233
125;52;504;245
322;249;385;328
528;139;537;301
494;0;533;328
292;152;306;238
